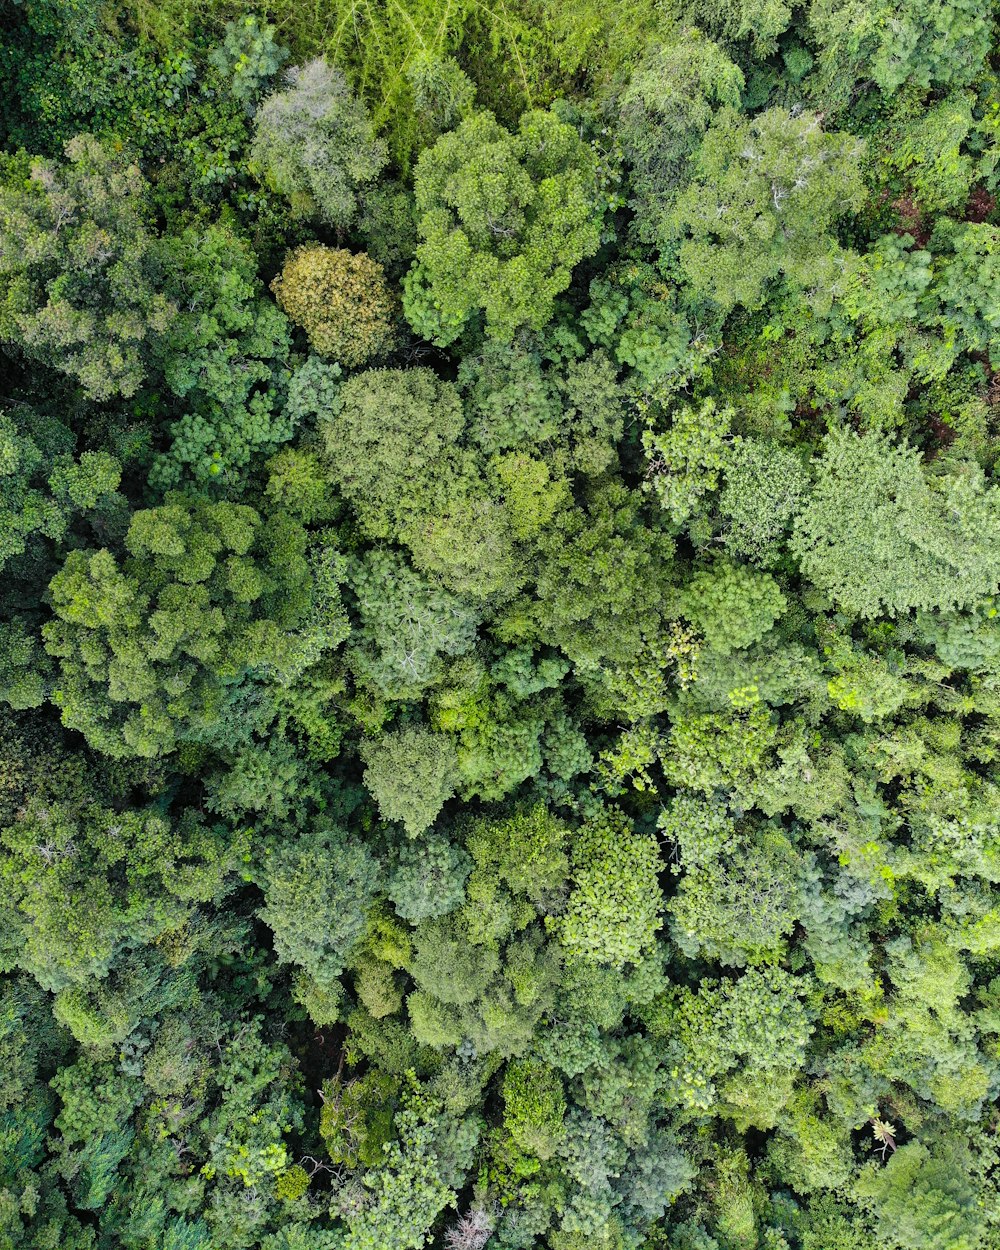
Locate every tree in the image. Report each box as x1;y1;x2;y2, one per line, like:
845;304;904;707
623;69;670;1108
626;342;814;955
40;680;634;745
550;808;663;970
207;16;288;110
346;548;480;699
320;1068;398;1169
0;136;175;399
42;494;315;757
934;224;1000;359
719;438;809;566
663;701;778;797
403;108;603;345
2;800;186;991
618;30;744;243
271;246;396;368
457;338;562;454
642;399;732;529
499;1058;566;1161
791;429;1000;616
465;804;570;910
319;366;525;599
683;561;787;654
808;0;991;107
251;58;386;225
362;726;460;837
689;0;794;55
854;1141;985;1250
2;791;247;993
259;827;379;988
407;913;560;1058
388;835;471;923
343;1084;459;1250
879;93;976;216
321;367;464;540
667;107;865;314
50;1052;144;1210
0;405;122;574
768;1088;856;1193
153;223;293;487
668;825;802;967
408;915;500;1009
525;480;675;684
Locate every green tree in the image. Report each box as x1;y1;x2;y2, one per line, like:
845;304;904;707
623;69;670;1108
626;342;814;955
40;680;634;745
404;108;603;345
321;367;464;540
387;835;471;923
465;803;570;910
0;406;123;576
50;1053;143;1210
2;791;247;996
683;561;787;653
362;726;460;837
642;399;732;529
618;30;744;243
207;16;288;110
791;429;1000;616
343;1084;458;1250
347;549;480;699
854;1141;985;1250
667;107;865;314
668;825;802;967
153;223;293;486
499;1057;566;1161
934;223;1000;359
319;1069;398;1169
0;136;175;399
524;480;675;686
550;808;663;970
259;827;379;988
663;701;778;797
808;0;991;106
719;438;810;566
42;494;315;757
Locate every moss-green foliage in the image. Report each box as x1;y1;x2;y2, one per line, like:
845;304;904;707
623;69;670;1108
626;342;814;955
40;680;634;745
259;827;379;986
667;106;866;315
0;135;175;400
4;4;1000;1249
854;1141;985;1250
387;835;471;922
361;725;460;836
618;28;744;245
642;399;733;529
347;548;480;698
320;365;464;539
271;245;396;367
719;438;810;566
683;561;787;654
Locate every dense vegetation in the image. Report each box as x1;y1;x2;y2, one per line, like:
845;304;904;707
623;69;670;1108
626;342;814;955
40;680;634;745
3;1;1000;1247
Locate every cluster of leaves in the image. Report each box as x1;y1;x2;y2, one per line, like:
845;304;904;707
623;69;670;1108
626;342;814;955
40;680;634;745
2;2;1000;1250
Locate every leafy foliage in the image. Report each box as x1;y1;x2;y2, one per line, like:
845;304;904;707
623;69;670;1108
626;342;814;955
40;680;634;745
251;58;386;225
404;107;603;344
271;246;396;367
3;5;1000;1250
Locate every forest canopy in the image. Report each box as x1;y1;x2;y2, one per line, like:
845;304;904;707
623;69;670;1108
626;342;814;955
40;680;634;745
2;1;1000;1248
